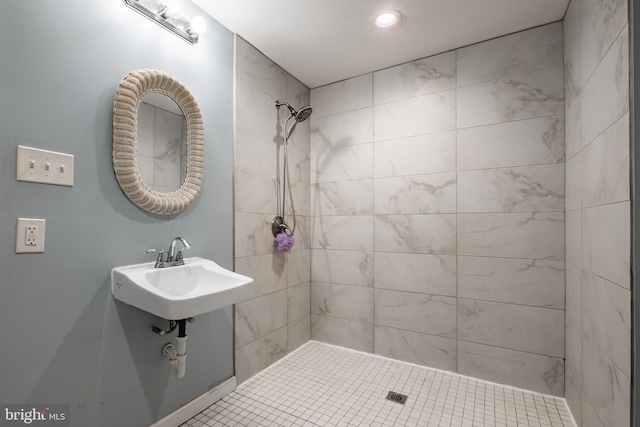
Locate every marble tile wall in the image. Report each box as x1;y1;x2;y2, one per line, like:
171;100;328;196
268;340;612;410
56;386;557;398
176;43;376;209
563;0;631;426
233;36;311;383
309;21;567;396
232;5;632;421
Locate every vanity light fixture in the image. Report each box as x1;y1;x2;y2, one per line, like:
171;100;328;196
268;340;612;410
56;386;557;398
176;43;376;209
159;0;184;18
123;0;207;44
374;10;402;28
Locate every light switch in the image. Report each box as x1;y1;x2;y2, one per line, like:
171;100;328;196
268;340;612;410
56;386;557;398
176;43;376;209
17;145;74;186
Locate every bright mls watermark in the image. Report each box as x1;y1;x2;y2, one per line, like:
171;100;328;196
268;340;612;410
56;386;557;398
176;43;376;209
1;405;68;426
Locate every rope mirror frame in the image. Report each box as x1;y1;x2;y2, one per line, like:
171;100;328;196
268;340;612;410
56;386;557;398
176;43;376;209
113;69;204;215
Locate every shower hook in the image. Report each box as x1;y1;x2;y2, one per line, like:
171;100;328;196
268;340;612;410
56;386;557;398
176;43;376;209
271;215;293;237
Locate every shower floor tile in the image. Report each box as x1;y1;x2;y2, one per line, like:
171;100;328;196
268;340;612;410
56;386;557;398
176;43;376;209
181;341;575;427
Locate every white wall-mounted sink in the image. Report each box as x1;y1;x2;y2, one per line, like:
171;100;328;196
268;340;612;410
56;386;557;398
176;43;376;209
111;257;254;319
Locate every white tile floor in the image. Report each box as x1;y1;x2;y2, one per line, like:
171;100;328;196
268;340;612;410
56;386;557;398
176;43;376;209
182;341;575;427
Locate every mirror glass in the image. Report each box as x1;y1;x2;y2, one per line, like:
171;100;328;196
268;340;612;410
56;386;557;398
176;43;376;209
136;93;187;192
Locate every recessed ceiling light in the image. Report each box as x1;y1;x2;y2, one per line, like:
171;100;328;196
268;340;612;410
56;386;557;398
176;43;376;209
374;10;401;28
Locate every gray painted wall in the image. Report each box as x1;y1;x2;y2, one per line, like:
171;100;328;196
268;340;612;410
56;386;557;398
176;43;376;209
0;1;234;426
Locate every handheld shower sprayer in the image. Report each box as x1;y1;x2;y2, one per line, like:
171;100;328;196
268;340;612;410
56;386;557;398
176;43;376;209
273;100;313;251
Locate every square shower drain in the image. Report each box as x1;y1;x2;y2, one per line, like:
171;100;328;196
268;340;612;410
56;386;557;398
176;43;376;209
386;391;408;404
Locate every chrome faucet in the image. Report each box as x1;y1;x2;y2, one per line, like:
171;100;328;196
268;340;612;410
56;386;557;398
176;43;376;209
168;237;191;263
147;237;192;268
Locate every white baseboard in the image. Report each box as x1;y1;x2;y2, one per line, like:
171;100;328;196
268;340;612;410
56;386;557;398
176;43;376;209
150;376;236;427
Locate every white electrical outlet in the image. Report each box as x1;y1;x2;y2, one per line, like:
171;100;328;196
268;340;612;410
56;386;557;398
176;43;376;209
16;218;45;253
25;226;38;246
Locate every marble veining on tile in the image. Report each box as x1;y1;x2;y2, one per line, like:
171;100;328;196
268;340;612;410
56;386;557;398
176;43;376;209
374;325;457;371
288;282;311;323
582;270;631;377
233;327;288;384
582;201;630;288
564;95;583;160
374;51;456;104
457;21;563;87
235;291;288;349
457;115;565;171
311;249;373;287
374;289;457;338
457;212;564;260
284;143;311;184
582;336;630;427
458;164;564;213
287;249;312;286
458;256;565;308
234;168;277;214
311;74;373;117
580;25;629;146
374;214;456;254
458;298;565;357
311;143;373;183
235;79;279;134
310;108;373;151
235;122;278;176
581;113;630;208
234;213;280;257
311;215;373;251
312;179;374;216
457;67;564;129
287;315;311;352
234;253;287;299
374;90;456;141
311;282;373;323
374;173;456;214
374;131;456;178
563;0;583;108
311;314;373;352
458;341;565;396
236;39;287;100
581;0;628;78
374;252;456;297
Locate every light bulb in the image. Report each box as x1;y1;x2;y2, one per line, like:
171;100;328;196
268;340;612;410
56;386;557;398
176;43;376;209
189;16;208;35
161;0;184;18
375;10;401;28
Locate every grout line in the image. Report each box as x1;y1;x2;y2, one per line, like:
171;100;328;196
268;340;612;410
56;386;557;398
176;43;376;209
182;341;576;427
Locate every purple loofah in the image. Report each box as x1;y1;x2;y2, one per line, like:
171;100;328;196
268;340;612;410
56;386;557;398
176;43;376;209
275;232;295;252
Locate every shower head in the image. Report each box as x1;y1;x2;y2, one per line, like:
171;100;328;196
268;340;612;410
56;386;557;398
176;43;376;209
276;101;312;122
295;106;312;122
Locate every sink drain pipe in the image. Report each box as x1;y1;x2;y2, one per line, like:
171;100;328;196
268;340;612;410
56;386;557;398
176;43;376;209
162;319;188;378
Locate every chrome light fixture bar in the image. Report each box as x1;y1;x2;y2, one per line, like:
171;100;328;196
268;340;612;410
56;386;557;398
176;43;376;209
123;0;205;44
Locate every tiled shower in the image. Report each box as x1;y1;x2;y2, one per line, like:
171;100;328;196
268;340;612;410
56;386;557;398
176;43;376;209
233;0;631;425
310;22;564;397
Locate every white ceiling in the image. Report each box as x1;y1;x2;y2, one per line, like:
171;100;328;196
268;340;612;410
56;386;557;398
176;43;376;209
193;0;570;89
